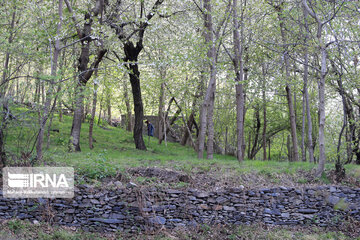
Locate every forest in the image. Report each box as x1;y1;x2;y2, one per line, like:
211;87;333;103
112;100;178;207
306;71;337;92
0;0;360;239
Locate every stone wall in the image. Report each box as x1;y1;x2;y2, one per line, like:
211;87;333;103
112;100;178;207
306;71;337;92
0;185;359;233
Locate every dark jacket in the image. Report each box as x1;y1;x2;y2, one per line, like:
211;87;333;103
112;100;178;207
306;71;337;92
147;123;154;137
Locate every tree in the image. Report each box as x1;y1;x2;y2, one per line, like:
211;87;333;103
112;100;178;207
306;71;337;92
64;0;107;151
36;0;63;160
231;0;246;162
303;0;343;177
108;0;165;150
270;1;299;162
197;0;230;159
301;4;314;163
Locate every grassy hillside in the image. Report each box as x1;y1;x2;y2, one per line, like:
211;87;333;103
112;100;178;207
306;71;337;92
5;110;360;188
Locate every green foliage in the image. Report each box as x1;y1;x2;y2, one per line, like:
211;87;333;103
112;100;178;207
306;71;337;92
319;172;331;184
77;151;117;180
7;220;25;234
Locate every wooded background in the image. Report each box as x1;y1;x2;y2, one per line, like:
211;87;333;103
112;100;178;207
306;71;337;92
0;0;359;179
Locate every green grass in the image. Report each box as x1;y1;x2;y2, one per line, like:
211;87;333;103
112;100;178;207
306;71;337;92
1;220;357;240
5;111;360;184
0;219;107;240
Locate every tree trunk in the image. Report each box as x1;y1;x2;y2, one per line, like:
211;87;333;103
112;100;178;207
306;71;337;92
315;41;326;177
276;4;299;162
181;113;195;146
69;40;90;152
268;139;271;160
0;7;16;166
69;85;85;151
262;64;267;161
301;87;306;162
98;90;103;125
225;126;228;155
109;0;164;150
250;105;260;159
89;76;98;149
335;74;347;181
1;8;16;96
122;78;132;131
123;42;146;150
232;0;245;162
158;82;165;144
198;0;217;159
69;47;106;151
206;87;215;159
65;0;107;152
36;0;62;160
302;5;314;163
106;91;111;125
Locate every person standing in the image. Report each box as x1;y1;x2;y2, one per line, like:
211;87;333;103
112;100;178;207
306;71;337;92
145;120;154;146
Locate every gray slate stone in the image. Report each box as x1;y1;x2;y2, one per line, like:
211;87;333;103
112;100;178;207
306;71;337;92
89;218;123;224
149;216;166;225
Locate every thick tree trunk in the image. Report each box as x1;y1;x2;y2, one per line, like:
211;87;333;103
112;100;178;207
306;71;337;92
198;102;207;158
235;83;245;161
124;42;146;150
315;43;327;177
69;47;106;151
0;99;9;166
206;87;216;159
69;85;85;151
69;47;106;152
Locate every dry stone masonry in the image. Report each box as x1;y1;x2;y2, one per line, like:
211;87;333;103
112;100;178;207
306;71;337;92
0;185;359;232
